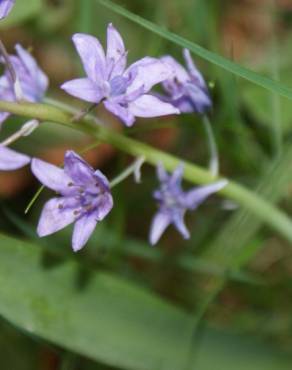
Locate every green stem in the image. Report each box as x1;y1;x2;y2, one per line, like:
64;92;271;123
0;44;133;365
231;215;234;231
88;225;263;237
1;100;292;243
202;115;219;176
110;156;145;188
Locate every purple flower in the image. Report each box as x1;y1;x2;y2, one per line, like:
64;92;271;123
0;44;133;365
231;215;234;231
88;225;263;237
149;163;227;245
0;44;49;126
0;0;15;20
0;145;30;170
31;150;113;252
161;49;211;114
61;24;179;126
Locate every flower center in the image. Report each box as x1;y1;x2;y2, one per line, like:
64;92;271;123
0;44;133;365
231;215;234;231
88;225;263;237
109;76;128;96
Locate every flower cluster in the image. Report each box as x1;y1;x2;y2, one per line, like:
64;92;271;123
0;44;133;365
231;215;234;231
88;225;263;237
0;44;48;126
61;25;180;126
0;13;225;251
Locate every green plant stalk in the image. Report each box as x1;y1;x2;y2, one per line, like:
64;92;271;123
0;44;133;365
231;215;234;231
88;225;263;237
1;100;292;243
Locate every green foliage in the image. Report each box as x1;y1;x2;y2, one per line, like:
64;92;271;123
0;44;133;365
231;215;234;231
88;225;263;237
0;0;42;27
0;234;291;370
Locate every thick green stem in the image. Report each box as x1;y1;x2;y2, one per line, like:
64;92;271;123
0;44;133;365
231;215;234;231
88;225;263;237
1;100;292;243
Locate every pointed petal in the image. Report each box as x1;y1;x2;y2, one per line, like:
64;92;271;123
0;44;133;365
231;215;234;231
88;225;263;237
183;49;207;89
72;213;98;252
184;180;228;210
106;23;127;78
94;169;110;191
128;95;179;118
95;193;113;221
37;197;77;237
31;158;73;194
61;78;103;103
63;150;94;184
170;164;184;186
126;57;175;94
103;100;135;126
0;146;30;170
0;0;15;20
149;212;171;245
173;211;190;239
156;162;168;183
72;33;106;83
15;44;49;99
64;150;95;186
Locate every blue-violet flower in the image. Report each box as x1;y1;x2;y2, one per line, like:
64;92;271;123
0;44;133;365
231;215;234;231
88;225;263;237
0;0;15;20
31;150;113;252
149;163;227;245
0;145;30;170
0;44;48;126
161;49;211;114
61;24;179;126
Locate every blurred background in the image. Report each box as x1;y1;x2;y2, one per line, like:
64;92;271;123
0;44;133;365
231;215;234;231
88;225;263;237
1;0;292;369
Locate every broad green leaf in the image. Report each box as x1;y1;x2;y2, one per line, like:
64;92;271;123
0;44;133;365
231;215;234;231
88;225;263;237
0;0;42;27
0;234;291;369
0;233;193;370
97;0;292;100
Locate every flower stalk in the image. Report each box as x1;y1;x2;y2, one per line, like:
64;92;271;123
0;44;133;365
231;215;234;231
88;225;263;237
1;99;292;242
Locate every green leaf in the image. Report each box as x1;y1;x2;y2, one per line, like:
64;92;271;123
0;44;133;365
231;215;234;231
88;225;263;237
0;233;193;370
0;234;291;369
0;0;42;27
97;0;292;100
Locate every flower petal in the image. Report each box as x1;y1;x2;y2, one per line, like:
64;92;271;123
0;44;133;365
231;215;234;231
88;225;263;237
61;78;103;103
149;212;171;245
184;180;228;210
0;146;30;170
0;0;15;20
161;55;189;83
183;49;207;89
15;44;49;98
95;193;113;221
64;150;95;185
103;100;135;126
126;57;175;94
156;162;168;183
72;33;106;83
106;23;127;78
184;84;212;114
128;94;179;118
72;213;98;252
94;169;110;191
31;158;73;194
172;211;190;239
169;164;184;187
37;197;77;237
